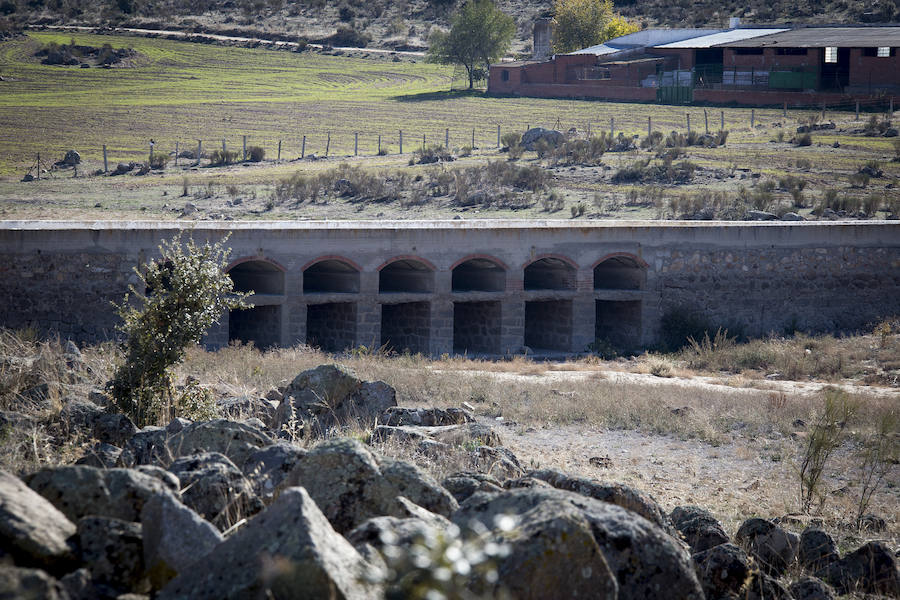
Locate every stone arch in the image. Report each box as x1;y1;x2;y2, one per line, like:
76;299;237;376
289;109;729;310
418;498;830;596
227;257;285;295
378;256;435;293
226;258;284;349
451;254;507;292
593;253;647;290
303;256;361;294
523;254;577;290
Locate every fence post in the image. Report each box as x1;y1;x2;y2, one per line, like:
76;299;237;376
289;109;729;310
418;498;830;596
856;100;860;121
149;142;153;163
686;113;691;133
496;124;500;148
472;128;475;149
750;109;755;128
301;135;306;159
222;138;226;158
354;132;358;156
197;140;202;165
399;130;403;154
174;142;178;167
277;140;281;162
36;153;40;180
587;122;591;137
242;135;247;162
445;128;449;148
720;110;724;130
103;145;108;173
704;109;709;134
378;134;381;155
610;116;614;136
783;102;787;119
648;116;652;137
891;96;895;118
422;133;426;151
325;133;330;157
820;103;825;122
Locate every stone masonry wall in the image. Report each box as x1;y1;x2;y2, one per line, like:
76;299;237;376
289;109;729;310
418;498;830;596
306;302;357;352
524;300;573;351
381;302;431;355
453;301;502;354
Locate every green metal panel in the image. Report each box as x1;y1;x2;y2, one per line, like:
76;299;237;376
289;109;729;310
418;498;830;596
657;86;693;104
769;69;819;90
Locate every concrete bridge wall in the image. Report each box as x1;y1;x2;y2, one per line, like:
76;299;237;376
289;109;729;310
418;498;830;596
0;220;898;356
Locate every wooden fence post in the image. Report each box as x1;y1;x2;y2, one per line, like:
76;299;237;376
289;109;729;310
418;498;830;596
648;116;652;137
197;140;202;165
277;140;281;162
242;135;247;161
783;102;787;119
378;134;381;155
354;132;358;156
610;116;614;136
686;113;691;133
497;124;500;148
472;128;475;148
149;142;153;163
301;135;306;159
891;97;894;118
750;109;755;128
422;133;426;151
325;133;330;157
399;130;403;154
36;153;40;180
103;145;108;173
174;142;178;167
222;138;226;158
856;100;860;121
720;111;724;130
445;128;449;148
704;109;709;134
820;103;825;122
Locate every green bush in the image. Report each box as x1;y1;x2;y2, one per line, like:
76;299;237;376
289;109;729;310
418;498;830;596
148;153;168;169
794;132;812;146
247;145;265;162
109;235;250;427
659;307;716;352
210;149;239;166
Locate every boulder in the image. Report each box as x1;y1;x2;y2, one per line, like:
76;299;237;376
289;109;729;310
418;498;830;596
346;514;439;571
141;492;223;590
472;445;523;479
781;212;806;221
74;442;122;468
119;420;270;468
528;469;674;534
59;568;100;600
454;487;704;600
157;487;380;600
0;469;77;572
521;127;565;151
692;543;750;600
167;452;263;531
62;150;80;165
379;406;474;427
134;465;180;492
819;541;900;596
671;505;730;553
744;571;793;600
441;471;503;504
789;576;835;600
76;516;147;593
59;398;103;430
0;565;69;600
117;427;170;466
280;437;457;534
241;442;306;500
431;422;502;447
735;517;799;577
112;162;134;175
747;210;778;221
273;365;396;434
798;528;839;573
217;396;276;428
26;465;175;523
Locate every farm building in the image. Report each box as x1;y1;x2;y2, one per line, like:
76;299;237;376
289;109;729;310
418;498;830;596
488;24;900;107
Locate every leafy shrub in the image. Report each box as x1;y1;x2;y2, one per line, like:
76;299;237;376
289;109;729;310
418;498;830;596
414;144;452;164
640;130;664;149
549;136;607;166
209;149;238;166
247;145;265;162
327;25;371;47
501;132;523;159
794;132;812;146
109;235;249;427
148;153;168;169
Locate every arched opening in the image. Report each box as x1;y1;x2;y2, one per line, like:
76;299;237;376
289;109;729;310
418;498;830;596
452;258;506;292
228;260;284;295
303;259;360;294
227;259;284;349
379;259;434;293
524;257;576;290
594;256;645;290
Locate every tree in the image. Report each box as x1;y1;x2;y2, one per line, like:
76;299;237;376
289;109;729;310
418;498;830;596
551;0;639;54
426;0;514;89
109;234;249;427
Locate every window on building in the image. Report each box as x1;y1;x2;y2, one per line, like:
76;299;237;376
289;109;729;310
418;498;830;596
734;48;764;55
776;48;807;55
877;46;891;57
501;70;509;81
824;47;838;63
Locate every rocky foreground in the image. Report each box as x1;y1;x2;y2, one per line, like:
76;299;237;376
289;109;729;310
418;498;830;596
1;363;898;599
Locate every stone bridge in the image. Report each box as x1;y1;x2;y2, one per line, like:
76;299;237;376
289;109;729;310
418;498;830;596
1;220;898;356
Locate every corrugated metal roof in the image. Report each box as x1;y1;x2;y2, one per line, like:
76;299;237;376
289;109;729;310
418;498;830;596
722;26;900;47
568;28;719;55
655;28;789;49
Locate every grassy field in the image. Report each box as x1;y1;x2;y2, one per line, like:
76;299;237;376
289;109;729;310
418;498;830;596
0;31;898;221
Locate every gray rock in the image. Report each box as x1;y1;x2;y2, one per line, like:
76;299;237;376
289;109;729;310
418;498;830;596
241;442;306;500
133;465;179;492
62;150;81;165
59;398;103;430
671;505;730;553
165;418;191;434
59;568;99;600
117;427;170;466
273;365;396;435
141;493;223;590
781;212;806;221
747;210;778;221
521;127;565;151
26;465;175;523
454;487;703;600
112;162;134;175
379;406;474;426
735;517;799;577
798;528;839;574
157;487;380;600
472;445;523;479
76;516;147;593
0;565;69;600
790;576;835;600
92;413;138;447
0;469;77;571
281;437;457;534
744;571;793;600
528;469;674;534
120;420;271;468
692;543;750;600
431;422;502;447
167;452;263;531
217;396;275;428
346;514;439;571
819;541;900;596
75;442;122;468
441;472;503;504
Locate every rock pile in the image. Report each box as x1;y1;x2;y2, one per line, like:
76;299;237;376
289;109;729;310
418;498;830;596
1;362;897;599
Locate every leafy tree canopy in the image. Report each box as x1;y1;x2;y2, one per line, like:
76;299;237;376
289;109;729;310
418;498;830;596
426;0;515;89
551;0;639;54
